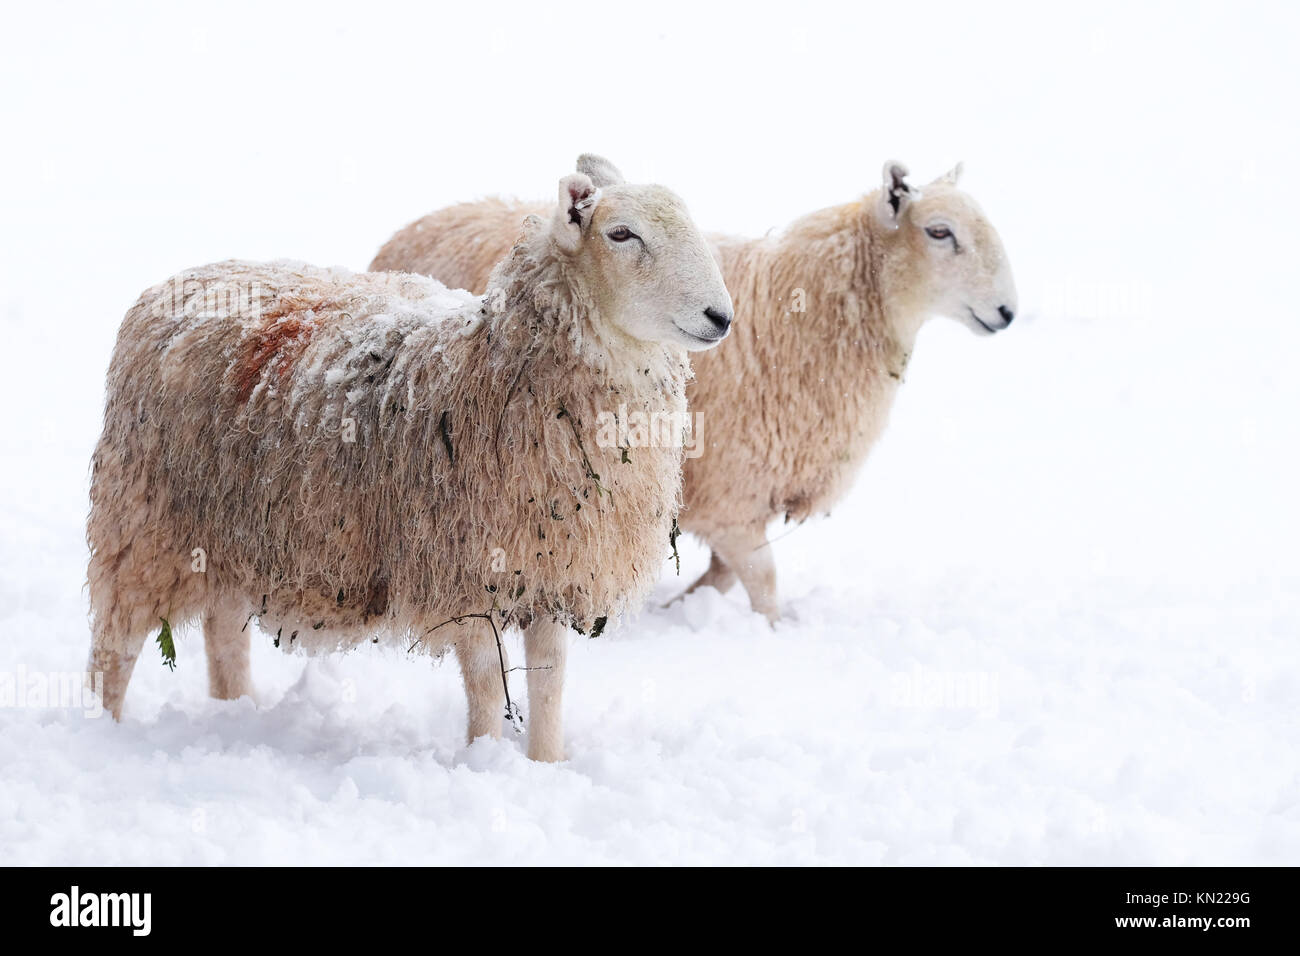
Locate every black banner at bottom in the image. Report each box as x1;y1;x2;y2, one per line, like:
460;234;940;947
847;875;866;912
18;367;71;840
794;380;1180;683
1;866;1287;943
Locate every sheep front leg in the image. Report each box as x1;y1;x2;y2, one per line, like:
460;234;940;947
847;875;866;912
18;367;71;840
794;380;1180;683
710;526;780;624
455;623;505;744
664;551;737;609
683;551;738;597
524;617;568;762
204;603;252;701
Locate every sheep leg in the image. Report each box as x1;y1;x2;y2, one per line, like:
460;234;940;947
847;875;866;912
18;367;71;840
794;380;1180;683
710;526;780;624
203;603;252;701
87;624;148;721
455;622;505;744
685;552;738;596
662;552;737;608
523;617;568;762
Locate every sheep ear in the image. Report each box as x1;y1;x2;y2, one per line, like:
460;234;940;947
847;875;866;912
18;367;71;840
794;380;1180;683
553;173;600;252
875;160;918;230
932;162;964;186
576;153;625;188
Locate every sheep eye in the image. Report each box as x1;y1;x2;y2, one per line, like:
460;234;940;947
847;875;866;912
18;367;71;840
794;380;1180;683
606;226;637;243
925;225;953;241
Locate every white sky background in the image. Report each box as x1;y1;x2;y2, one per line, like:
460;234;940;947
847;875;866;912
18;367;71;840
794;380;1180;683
1;0;1297;323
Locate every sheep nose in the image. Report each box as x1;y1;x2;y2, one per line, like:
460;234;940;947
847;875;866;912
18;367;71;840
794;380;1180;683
704;306;732;333
998;305;1015;326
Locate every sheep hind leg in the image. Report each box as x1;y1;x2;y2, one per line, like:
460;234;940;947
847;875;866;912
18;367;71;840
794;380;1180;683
454;621;505;745
204;602;252;702
524;617;568;763
87;622;148;721
710;525;780;625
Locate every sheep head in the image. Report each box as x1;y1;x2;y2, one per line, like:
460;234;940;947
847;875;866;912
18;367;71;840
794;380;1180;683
550;157;733;352
874;161;1019;336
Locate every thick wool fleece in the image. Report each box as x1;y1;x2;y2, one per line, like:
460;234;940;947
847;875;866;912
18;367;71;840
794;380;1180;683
88;241;688;659
369;194;925;541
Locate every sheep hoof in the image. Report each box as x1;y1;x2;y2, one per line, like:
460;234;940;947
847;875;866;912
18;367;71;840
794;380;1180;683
527;742;566;763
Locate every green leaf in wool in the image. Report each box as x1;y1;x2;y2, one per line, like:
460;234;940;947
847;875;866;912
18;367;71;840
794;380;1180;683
156;617;177;672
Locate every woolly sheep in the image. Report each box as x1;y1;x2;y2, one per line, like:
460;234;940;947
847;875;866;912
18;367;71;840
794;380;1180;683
371;156;1018;622
86;168;733;761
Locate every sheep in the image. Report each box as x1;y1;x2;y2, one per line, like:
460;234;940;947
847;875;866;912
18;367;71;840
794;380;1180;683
371;156;1018;622
86;167;733;761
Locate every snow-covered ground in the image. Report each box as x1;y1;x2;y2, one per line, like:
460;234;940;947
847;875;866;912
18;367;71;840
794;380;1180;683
1;1;1297;864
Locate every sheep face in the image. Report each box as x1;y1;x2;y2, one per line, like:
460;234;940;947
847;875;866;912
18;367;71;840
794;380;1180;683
552;170;734;352
877;162;1019;336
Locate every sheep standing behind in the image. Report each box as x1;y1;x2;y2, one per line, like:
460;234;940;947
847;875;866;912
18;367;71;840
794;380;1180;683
87;168;732;761
371;157;1018;621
